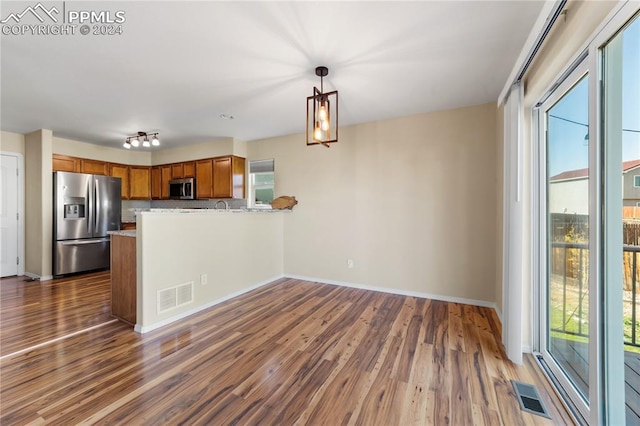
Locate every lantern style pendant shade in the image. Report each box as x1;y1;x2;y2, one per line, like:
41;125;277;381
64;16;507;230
307;66;338;147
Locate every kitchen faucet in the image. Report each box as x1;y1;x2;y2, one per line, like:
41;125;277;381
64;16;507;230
214;200;229;210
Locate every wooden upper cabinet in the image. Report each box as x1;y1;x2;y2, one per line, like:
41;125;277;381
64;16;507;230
151;167;161;199
171;163;184;179
212;157;232;198
129;166;151;200
160;166;171;200
81;159;108;175
151;166;171;199
53;154;81;173
109;164;130;200
232;157;246;199
183;161;196;178
212;156;246;199
195;159;213;199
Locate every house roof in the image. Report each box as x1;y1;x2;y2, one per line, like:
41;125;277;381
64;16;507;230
550;159;640;181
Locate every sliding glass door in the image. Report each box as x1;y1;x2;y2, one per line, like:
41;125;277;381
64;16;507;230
545;72;591;403
538;61;592;420
535;8;639;424
602;14;640;424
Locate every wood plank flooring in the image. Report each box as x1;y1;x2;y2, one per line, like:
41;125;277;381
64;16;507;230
0;273;574;425
0;272;112;356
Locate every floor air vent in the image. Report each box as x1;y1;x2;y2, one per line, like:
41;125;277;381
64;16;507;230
158;281;194;313
511;380;551;419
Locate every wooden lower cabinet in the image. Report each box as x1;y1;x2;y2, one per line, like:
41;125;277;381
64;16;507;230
110;234;136;325
129;166;151;199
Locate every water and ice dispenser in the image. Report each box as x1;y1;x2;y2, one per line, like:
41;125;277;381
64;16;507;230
63;197;86;219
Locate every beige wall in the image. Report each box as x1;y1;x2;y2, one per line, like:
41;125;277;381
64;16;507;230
249;103;498;304
137;211;284;332
24;129;53;278
53;137;151;166
150;138;235;165
1;131;25;154
517;0;617;347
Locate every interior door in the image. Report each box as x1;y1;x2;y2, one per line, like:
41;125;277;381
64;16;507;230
0;155;19;277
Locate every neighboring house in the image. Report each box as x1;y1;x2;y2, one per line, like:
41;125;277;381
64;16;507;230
549;159;640;215
622;159;640;207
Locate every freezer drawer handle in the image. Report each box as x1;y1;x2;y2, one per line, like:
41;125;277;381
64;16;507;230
60;239;110;246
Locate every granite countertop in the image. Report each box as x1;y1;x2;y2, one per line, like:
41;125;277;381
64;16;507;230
108;230;136;237
131;208;289;214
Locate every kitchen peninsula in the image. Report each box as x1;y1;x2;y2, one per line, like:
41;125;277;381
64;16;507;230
110;209;286;333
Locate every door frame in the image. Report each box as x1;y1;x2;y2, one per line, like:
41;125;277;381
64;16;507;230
1;151;25;277
533;59;592;423
531;3;639;424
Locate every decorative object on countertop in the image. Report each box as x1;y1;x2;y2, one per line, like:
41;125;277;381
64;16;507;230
307;66;338;148
271;196;298;210
123;131;160;149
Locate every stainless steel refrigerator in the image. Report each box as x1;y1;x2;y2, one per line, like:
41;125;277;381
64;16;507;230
53;172;122;276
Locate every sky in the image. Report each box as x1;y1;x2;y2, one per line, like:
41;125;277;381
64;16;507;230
547;16;640;177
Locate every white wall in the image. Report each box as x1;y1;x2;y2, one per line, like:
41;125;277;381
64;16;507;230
136;211;284;332
249;103;498;304
150;138;235;165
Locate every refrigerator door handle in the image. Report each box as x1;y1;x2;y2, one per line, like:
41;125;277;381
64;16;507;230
87;181;92;235
95;178;100;234
60;238;110;245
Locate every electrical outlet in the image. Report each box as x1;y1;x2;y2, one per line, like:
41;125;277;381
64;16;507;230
347;259;354;269
200;274;208;285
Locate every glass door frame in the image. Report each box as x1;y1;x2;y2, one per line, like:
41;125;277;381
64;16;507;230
532;3;638;424
533;58;592;423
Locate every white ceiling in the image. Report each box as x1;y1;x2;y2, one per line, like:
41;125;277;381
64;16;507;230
1;1;544;149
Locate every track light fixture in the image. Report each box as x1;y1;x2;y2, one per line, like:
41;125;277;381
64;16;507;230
123;131;159;149
307;66;338;147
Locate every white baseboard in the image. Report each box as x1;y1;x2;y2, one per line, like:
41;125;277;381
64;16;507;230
24;272;53;281
285;274;497;310
494;306;503;323
135;275;284;334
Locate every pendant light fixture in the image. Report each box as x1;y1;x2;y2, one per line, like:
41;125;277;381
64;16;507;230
307;66;338;147
123;131;160;149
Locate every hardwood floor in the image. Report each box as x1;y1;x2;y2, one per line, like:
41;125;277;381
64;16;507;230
0;272;113;356
0;274;573;425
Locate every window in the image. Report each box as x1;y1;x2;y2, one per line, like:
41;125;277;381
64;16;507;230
634;175;640;187
248;159;274;208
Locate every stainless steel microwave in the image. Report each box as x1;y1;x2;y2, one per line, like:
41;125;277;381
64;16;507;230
169;178;196;199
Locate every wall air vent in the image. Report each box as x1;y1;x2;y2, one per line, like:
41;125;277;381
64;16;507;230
158;281;194;314
511;380;551;419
